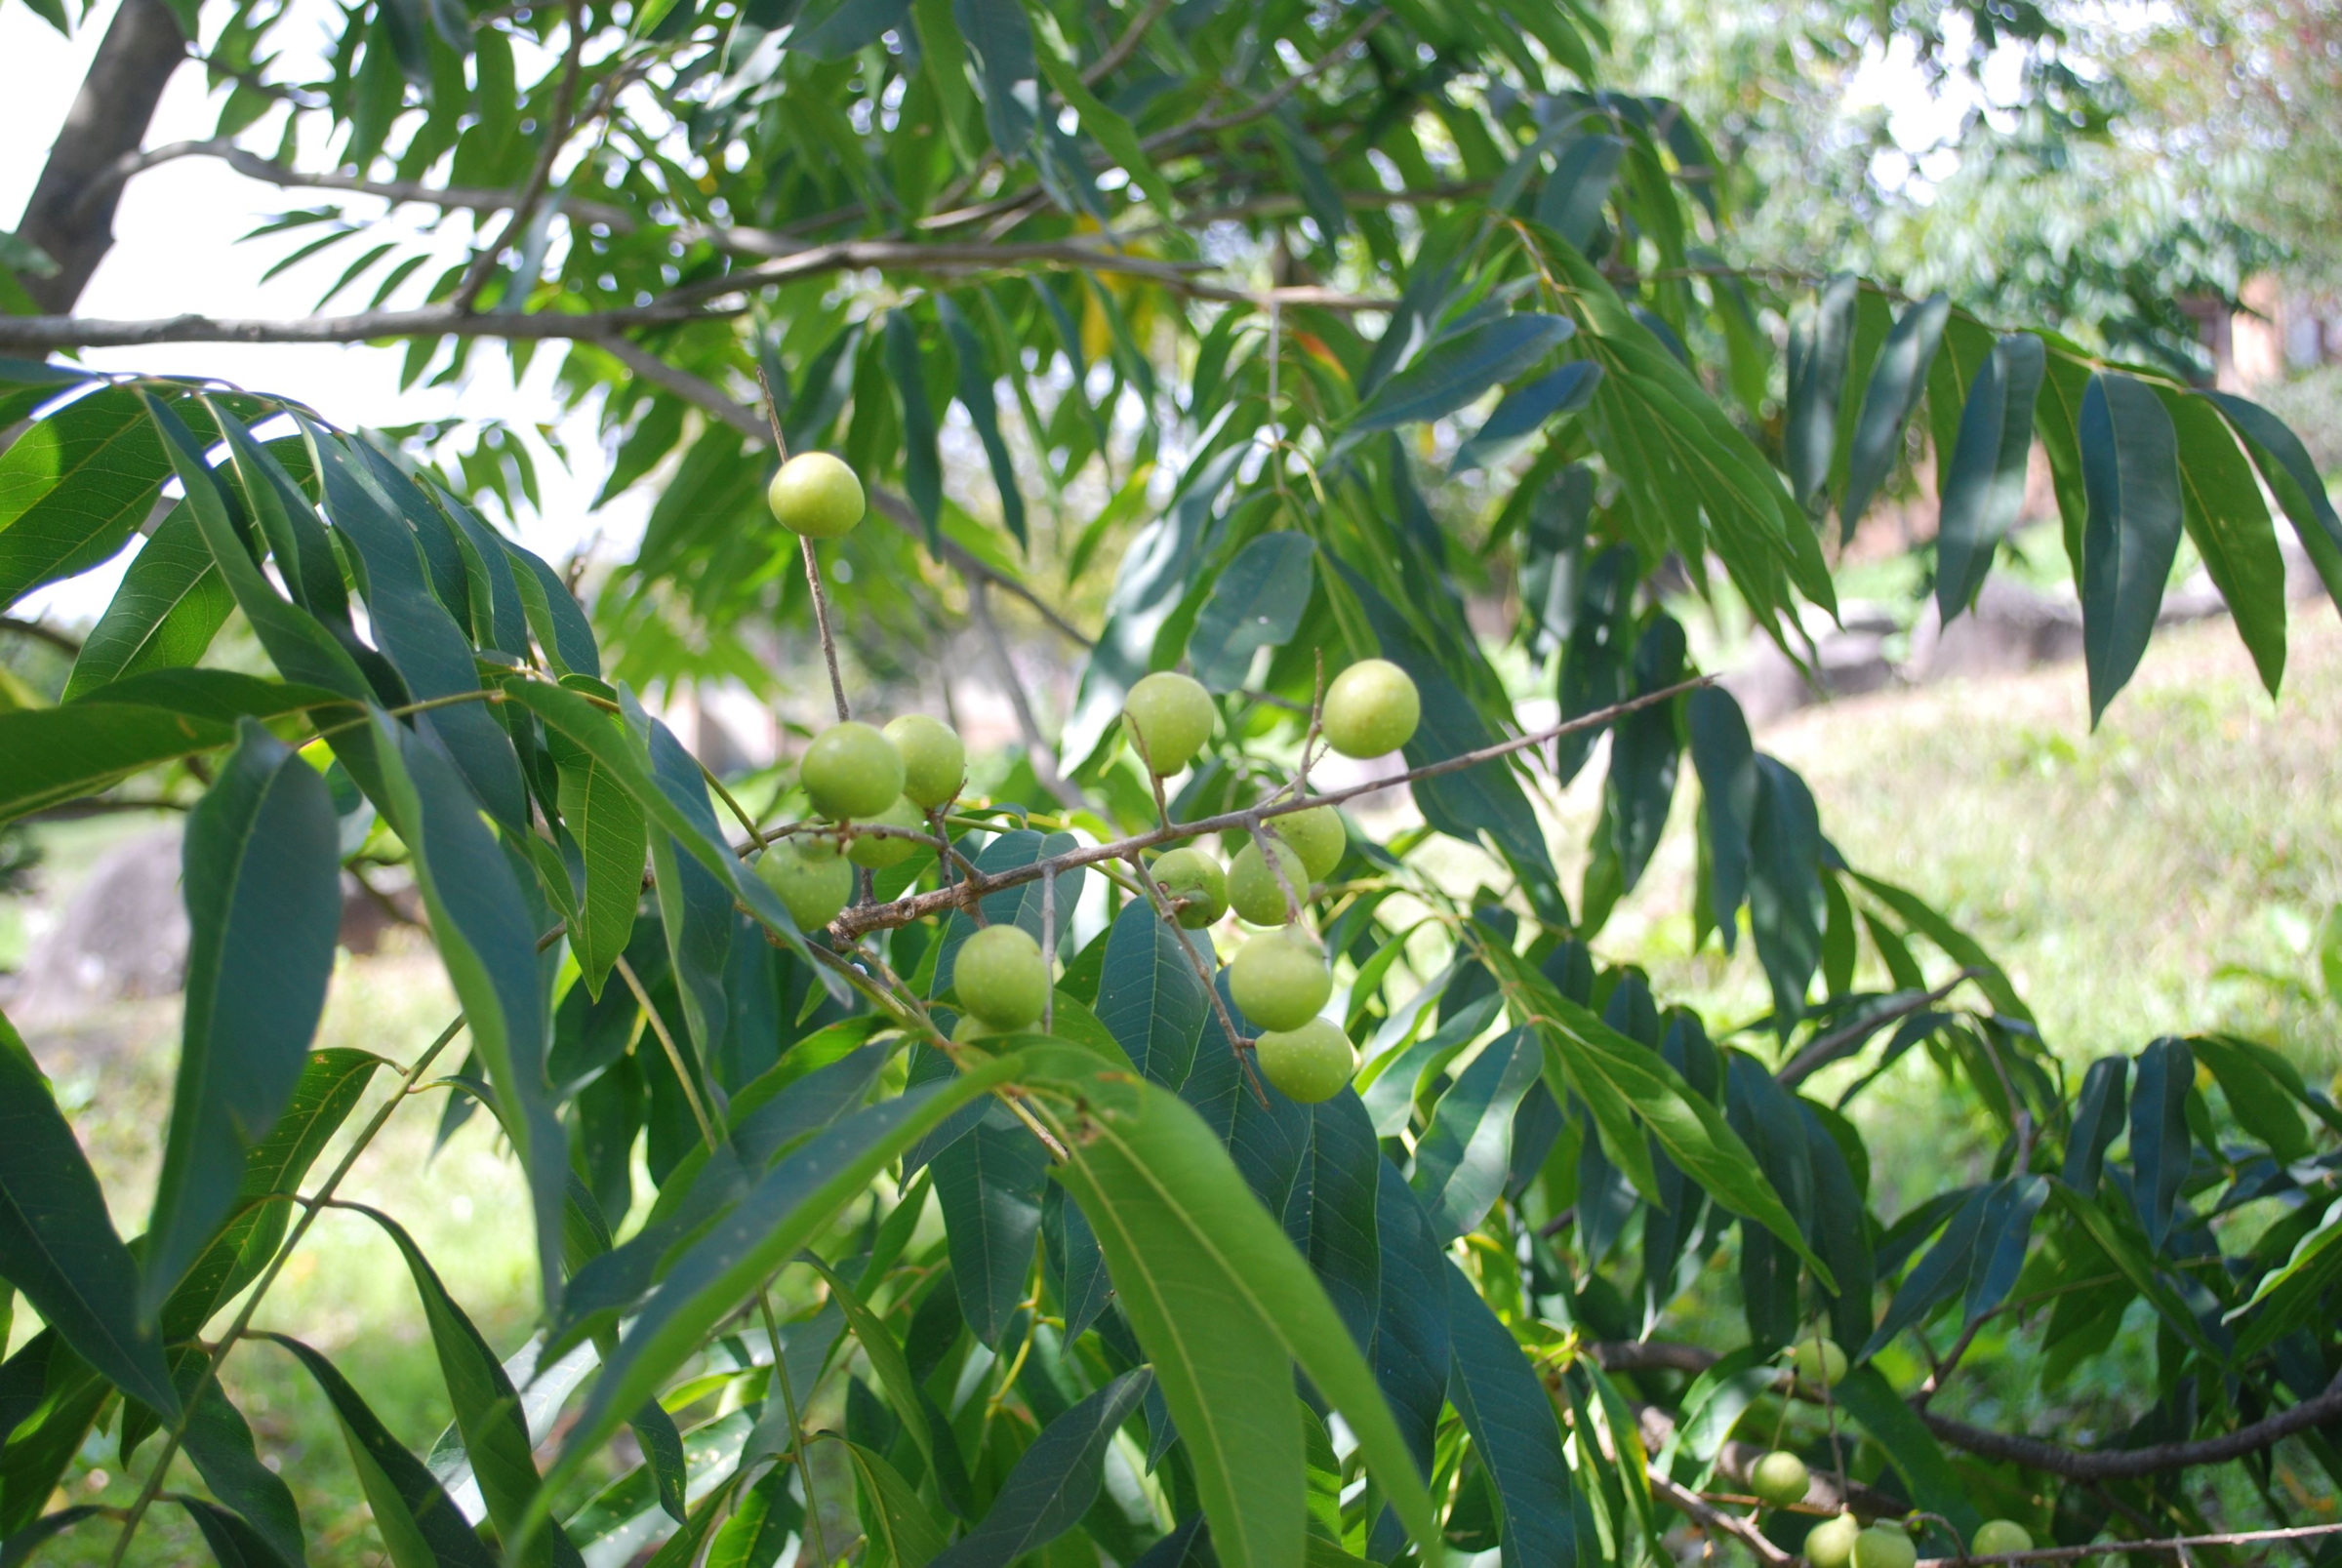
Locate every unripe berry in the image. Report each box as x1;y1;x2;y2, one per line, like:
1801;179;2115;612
1271;804;1345;880
847;795;928;869
767;452;866;538
1122;672;1215;776
884;713;965;809
1320;658;1420;758
1971;1521;2033;1559
800;721;904;821
1149;847;1227;928
1750;1450;1809;1508
1228;927;1331;1031
1791;1338;1849;1388
755;837;853;933
1805;1515;1862;1568
954;924;1049;1030
1228;836;1308;926
1853;1526;1917;1568
1254;1017;1356;1103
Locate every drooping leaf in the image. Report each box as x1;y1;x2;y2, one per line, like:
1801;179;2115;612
178;1367;306;1567
951;0;1037;159
0;1013;178;1419
937;296;1027;549
1839;294;1950;538
173;1494;299;1568
1831;1366;1982;1539
1411;1027;1542;1243
929;1369;1152;1568
1784;275;1859;515
934;1112;1050;1347
142;720;343;1312
2205;390;2342;616
1353;316;1575;432
1687;686;1756;950
550;712;646;999
61;501;233;700
883;310;944;547
1188;532;1314;692
2128;1036;2193;1252
1934;334;2046;621
1451;362;1603;475
1094;897;1210;1090
1445;1260;1580;1568
0;386;174;611
843;1440;949;1568
2160;389;2287;695
2078;372;2184;724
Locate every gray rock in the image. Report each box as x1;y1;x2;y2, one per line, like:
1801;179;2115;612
1722;630;1899;727
1909;577;2084;682
5;826;188;1025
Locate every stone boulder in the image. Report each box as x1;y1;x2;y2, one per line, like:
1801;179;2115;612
3;826;188;1025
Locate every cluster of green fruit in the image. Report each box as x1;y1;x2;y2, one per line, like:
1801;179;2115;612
1122;661;1420;1105
1749;1343;2037;1566
758;451;1434;1106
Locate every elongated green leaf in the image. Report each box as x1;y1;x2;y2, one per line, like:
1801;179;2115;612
337;1204;552;1568
703;1463;799;1568
1411;1027;1542;1242
931;1368;1151;1568
1535;134;1625;250
1444;1259;1581;1566
1480;945;1835;1287
934;1112;1049;1347
1453;361;1602;477
884;310;943;545
2191;1034;2310;1162
937;297;1027;548
504;543;601;679
0;1012;177;1418
2227;1195;2342;1355
259;1334;497;1568
1187;532;1314;691
179;1367;305;1566
0;701;233;821
799;1255;950;1490
1831;1367;1981;1537
0;1506;106;1568
1935;334;2046;621
2204;391;2342;616
1095;897;1209;1090
551;718;645;999
61;501;232;700
0;386;172;610
142;720;342;1313
1839;294;1949;538
173;1494;298;1568
541;1056;1027;1529
1784;275;1858;515
953;0;1036;158
1353;315;1574;431
843;1440;949;1568
2160;389;2287;695
2079;372;2184;723
1048;1066;1441;1568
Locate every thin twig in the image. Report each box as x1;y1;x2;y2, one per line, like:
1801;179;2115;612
615;951;718;1148
1083;0;1175;84
1647;1472;1794;1566
1776;970;1982;1087
829;676;1713;939
1919;1522;2342;1566
1124;849;1270;1106
452;0;587;311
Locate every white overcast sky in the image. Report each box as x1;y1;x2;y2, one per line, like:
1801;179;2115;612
3;0;1980;626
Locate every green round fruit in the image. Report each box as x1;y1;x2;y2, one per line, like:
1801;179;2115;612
1791;1338;1849;1388
951;1014;1007;1045
1971;1521;2033;1559
755;838;853;932
1123;672;1215;775
1228;927;1332;1031
1320;659;1420;758
1853;1526;1918;1568
884;714;965;809
1271;804;1345;881
847;795;929;869
1150;847;1227;928
1254;1018;1356;1104
954;924;1049;1030
1750;1450;1810;1509
1228;836;1308;926
1805;1515;1863;1568
767;452;866;538
800;721;905;820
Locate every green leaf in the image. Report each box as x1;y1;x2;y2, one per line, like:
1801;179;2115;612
1352;315;1575;431
1839;294;1949;539
2204;391;2342;617
2160;389;2287;696
0;701;234;821
933;1113;1050;1347
1935;334;2046;622
1747;757;1826;1026
0;386;173;610
2062;1056;2127;1192
539;1056;1028;1532
504;542;601;679
936;297;1027;549
2079;372;2184;724
842;1440;949;1568
1451;361;1602;476
1410;1027;1542;1242
1534;135;1625;250
179;1367;306;1567
336;1204;554;1568
258;1334;498;1568
1094;898;1210;1090
1479;945;1835;1287
1047;1067;1442;1568
952;0;1036;159
173;1494;298;1568
61;501;233;699
2191;1034;2312;1160
1028;13;1174;214
2226;1194;2342;1356
1443;1259;1581;1565
0;1507;106;1568
142;720;343;1312
930;1368;1151;1568
551;714;646;1000
1784;274;1858;515
0;1010;178;1419
885;310;945;547
1831;1366;1982;1537
799;1255;953;1496
1187;532;1314;692
1687;686;1756;950
702;1464;799;1568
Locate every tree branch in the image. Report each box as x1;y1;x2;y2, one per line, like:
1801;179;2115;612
1776;969;1982;1087
66;138;638;231
827;677;1714;940
1918;1522;2342;1565
1;616;83;657
1083;0;1176;85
